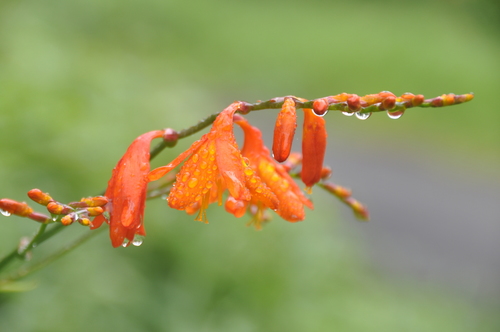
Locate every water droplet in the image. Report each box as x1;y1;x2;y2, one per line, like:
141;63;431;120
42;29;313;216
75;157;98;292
121;238;130;247
342;111;354;117
387;110;404;119
191;153;199;163
188;178;199;188
355;112;371;120
132;235;144;247
312;109;328;117
1;209;11;217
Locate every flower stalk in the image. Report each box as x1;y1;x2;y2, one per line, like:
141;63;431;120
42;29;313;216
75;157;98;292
0;91;474;282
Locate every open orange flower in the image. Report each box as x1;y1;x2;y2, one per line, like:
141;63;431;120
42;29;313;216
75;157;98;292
91;130;165;247
148;102;278;223
231;115;313;228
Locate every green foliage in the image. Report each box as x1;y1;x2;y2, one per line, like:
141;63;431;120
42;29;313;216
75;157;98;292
0;0;498;331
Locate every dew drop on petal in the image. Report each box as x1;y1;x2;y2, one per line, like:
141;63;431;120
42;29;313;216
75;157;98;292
188;178;199;189
1;209;11;217
342;111;354;117
355;112;371;120
121;238;130;247
387;110;404;119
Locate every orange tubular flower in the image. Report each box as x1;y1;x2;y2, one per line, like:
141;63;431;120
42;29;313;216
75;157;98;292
91;130;165;247
301;108;328;191
272;97;297;162
233;115;313;228
148;102;278;223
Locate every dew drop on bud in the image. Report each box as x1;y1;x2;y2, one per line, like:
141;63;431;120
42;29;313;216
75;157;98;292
132;235;144;247
355;112;371;120
387;110;404;119
342;111;354;117
0;209;11;217
312;109;328;117
121;238;130;248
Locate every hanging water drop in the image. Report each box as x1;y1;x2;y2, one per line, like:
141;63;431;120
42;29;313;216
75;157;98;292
387;110;404;119
121;238;130;247
132;235;144;247
342;111;354;117
312;109;328;117
0;209;11;217
355;112;371;120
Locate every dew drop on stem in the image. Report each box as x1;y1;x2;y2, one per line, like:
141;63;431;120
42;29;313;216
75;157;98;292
387;110;404;119
355;112;371;120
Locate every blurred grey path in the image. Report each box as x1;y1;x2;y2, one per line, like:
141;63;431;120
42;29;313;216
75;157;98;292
330;139;500;302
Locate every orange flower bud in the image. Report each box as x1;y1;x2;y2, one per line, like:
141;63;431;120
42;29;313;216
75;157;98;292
347;95;361;112
80;196;109;207
272;97;297;162
381;95;396;110
322;182;352;199
86;206;104;216
79;218;91;226
301;108;327;190
441;94;456;106
0;199;33;217
224;196;248;218
345;197;369;220
47;202;72;215
61;214;75;226
27;189;53;206
312;98;329;116
320;166;332;180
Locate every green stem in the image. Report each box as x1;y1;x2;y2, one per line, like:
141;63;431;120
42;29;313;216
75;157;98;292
2;226;105;283
0;223;48;272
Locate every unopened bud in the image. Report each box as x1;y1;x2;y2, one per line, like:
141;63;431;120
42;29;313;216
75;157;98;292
47;202;72;215
345;197;369;221
0;199;33;217
60;214;76;226
79;218;91;226
312;98;329;116
347;95;361;112
86;206;104;216
80;196;109;207
272;98;297;162
27;189;53;206
163;128;179;147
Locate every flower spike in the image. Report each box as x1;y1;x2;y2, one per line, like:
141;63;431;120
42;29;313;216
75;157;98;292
91;130;165;247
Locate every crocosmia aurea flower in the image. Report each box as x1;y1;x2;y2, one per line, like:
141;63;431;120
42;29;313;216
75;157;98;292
232;115;313;229
91;130;165;247
148;102;278;223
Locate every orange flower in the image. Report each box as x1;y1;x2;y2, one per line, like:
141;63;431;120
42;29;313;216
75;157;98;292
148;102;278;223
232;115;313;229
91;130;165;247
272;97;297;162
301;108;327;191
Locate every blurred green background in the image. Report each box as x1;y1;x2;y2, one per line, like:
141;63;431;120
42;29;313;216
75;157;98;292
0;0;499;331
